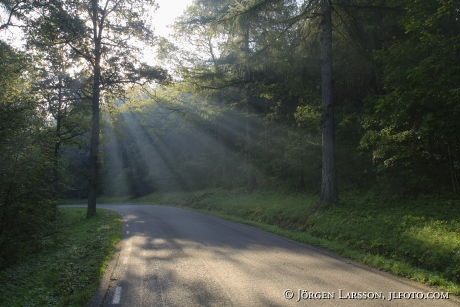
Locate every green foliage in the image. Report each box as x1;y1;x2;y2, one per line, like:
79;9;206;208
0;42;58;268
96;0;459;198
362;0;460;194
306;195;460;288
166;0;389;196
97;86;325;197
4;0;459;216
0;207;122;307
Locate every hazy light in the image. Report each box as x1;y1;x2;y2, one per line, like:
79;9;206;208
0;0;194;50
153;0;194;38
142;0;195;68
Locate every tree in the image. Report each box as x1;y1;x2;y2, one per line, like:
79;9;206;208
23;0;168;217
318;0;336;204
0;41;57;267
26;42;92;196
0;0;27;30
361;0;460;194
217;0;338;202
174;0;302;191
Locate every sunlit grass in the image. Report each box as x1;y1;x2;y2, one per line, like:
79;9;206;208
136;188;460;295
0;207;122;306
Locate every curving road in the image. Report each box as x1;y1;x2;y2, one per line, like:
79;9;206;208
79;204;459;306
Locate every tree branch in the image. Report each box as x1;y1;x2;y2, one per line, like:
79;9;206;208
0;1;21;31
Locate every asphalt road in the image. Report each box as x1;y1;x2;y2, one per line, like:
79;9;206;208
80;204;459;306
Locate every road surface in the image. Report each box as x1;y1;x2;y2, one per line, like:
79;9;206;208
78;204;458;306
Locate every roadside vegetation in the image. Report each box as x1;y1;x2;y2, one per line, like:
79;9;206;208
0;207;122;307
135;189;460;295
1;0;459;304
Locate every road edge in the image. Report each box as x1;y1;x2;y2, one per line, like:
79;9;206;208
86;217;125;307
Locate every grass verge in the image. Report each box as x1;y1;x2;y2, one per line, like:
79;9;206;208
0;207;122;307
135;188;460;295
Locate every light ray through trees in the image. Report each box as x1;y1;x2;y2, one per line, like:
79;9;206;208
101;95;273;198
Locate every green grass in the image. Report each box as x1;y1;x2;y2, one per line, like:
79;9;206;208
135;188;460;295
0;207;122;307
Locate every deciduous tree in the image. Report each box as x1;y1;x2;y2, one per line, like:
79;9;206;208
22;0;168;216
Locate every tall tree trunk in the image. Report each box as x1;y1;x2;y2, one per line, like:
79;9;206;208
243;24;256;192
87;0;102;218
448;143;459;194
320;0;337;204
87;52;101;218
53;73;63;197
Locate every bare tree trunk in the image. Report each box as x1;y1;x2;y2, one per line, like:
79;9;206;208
448;143;459;194
320;0;337;205
87;54;101;218
87;0;103;218
242;23;256;192
53;73;63;197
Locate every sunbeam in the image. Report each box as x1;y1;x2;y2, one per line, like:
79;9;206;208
101;92;280;199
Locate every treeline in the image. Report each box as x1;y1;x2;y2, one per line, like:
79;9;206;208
104;0;459;197
0;42;56;267
0;39;92;267
0;0;459;266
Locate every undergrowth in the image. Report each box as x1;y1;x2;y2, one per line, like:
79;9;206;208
0;207;122;307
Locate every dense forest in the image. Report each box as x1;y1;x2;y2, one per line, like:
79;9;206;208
1;0;459;267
